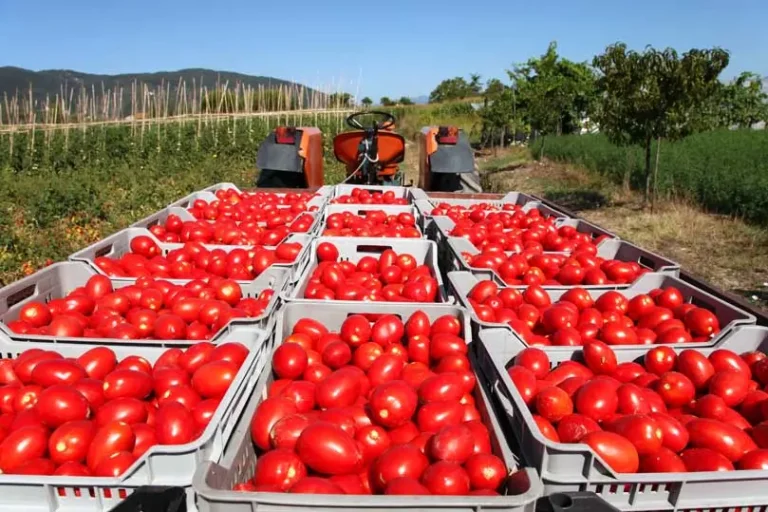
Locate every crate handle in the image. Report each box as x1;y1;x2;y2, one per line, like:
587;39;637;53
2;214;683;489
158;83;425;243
355;244;393;254
492;381;518;418
94;243;115;258
6;283;37;308
638;255;657;270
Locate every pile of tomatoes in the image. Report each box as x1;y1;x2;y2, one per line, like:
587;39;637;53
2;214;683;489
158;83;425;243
6;274;272;341
429;202;522;217
303;242;440;303
0;342;248;476
241;311;510;495
450;219;611;255
507;343;768;473
147;211;316;246
190;189;323;219
91;235;303;281
461;247;649;286
322;210;421;238
467;280;721;345
330;188;409;205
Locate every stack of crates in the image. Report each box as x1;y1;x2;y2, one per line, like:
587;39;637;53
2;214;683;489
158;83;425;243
0;182;765;512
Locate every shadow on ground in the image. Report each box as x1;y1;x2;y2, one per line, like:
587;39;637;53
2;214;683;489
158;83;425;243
543;189;610;212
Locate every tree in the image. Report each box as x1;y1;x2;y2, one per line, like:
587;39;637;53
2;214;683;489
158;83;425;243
508;41;597;151
478;88;520;151
398;97;414;105
469;74;483;95
380;97;396;106
593;43;730;206
429;77;474;103
484;78;506;99
327;92;352;108
361;97;373;107
716;72;768;127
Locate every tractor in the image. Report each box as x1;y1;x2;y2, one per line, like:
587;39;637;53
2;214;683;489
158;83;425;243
254;111;479;192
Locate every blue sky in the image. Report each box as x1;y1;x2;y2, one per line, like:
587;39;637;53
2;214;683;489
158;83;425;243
1;0;766;100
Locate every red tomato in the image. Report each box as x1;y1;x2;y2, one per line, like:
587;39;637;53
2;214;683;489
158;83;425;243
649;412;689;452
686;418;757;462
709;349;751;378
708;370;750;407
368;380;418;428
192;360;238;399
253;449;307;491
616;384;651;415
639;447;687;473
533;415;559;442
582;431;639;473
356;425;391;463
556;414;601;443
421;461;471;495
316;242;339;262
418;373;464;404
86;422;135;470
30;359;86;387
582;340;617;375
295;422;362;475
93;451;137;477
677;350;715;390
574;380;619;421
680;448;734;471
416;400;463;432
0;426;48;472
35;384;90;427
385;477;431;495
655;372;695;408
463;453;506;491
644;346;676;375
606;414;663;455
340;315;372;347
49;420;96;465
316;367;362;409
535;386;573;422
250;397;298;451
427;424;474;463
738;449;768;470
103;369;153;400
513;348;550;379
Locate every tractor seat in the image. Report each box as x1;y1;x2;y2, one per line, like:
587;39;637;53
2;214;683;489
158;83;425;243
333;131;406;168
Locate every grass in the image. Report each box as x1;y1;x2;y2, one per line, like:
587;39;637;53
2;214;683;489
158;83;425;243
480;149;768;311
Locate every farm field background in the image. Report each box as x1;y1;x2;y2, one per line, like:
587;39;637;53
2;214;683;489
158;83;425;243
0;102;767;312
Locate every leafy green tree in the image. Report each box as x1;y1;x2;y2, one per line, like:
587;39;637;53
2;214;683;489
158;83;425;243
508;41;597;149
478;88;520;150
429;77;474;103
484;78;506;99
361;97;373;107
380;97;395;106
593;43;730;206
398;97;414;105
469;74;483;95
711;72;768;128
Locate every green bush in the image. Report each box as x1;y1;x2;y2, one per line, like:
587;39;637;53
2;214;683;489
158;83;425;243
531;130;768;223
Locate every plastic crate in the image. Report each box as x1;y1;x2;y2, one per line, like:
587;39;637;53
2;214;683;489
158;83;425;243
447;270;756;348
444;237;680;291
69;227;312;285
0;321;270;512
330;184;425;204
170;188;328;212
130;207;197;230
286;236;450;303
0;261;287;343
321;203;424;236
192;302;543;512
426;191;541;209
475;325;768;511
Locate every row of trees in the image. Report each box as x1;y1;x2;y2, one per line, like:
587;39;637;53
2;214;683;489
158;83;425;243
432;42;767;206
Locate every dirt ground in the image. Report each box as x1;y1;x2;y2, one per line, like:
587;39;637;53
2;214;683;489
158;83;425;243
477;149;768;312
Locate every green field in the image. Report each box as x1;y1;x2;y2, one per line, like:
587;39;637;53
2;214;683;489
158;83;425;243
531;130;768;224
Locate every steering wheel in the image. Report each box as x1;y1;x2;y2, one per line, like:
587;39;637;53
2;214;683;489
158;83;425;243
346;111;396;131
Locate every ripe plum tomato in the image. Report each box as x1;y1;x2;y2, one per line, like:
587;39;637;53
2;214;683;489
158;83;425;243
295;422;362;475
582;431;639;473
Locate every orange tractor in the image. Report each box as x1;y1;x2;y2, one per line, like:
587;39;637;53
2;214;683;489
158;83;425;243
255;111;478;192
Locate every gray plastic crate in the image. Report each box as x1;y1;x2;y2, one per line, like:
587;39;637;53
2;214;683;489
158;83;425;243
286;236;449;304
475;325;768;511
193;302;542;512
426;192;541;209
322;203;424;237
130;206;197;230
330;184;426;204
443;237;680;291
0;262;287;343
69;227;312;284
447;270;756;348
0;321;270;512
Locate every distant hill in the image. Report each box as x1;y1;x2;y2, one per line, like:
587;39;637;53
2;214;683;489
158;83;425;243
0;66;325;111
